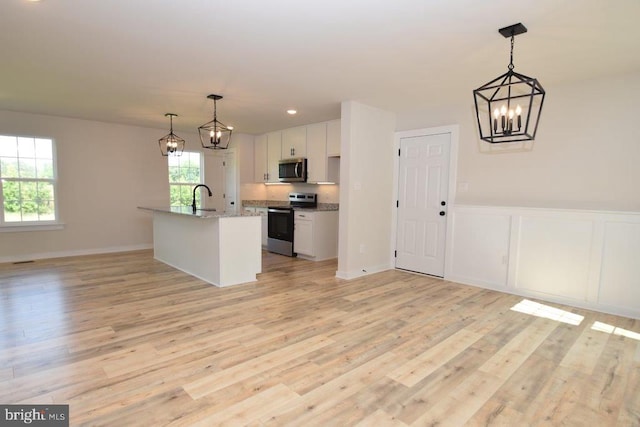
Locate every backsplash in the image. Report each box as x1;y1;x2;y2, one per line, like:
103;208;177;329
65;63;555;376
240;183;340;203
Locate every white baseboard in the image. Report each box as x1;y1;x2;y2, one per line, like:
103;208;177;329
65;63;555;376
0;243;153;264
336;263;392;280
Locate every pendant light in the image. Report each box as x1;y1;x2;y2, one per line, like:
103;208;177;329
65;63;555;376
158;113;185;156
198;94;233;150
473;23;545;144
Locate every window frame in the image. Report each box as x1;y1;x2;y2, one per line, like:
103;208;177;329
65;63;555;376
168;151;204;208
0;134;62;232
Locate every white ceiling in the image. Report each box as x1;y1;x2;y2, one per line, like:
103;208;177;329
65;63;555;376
1;0;639;135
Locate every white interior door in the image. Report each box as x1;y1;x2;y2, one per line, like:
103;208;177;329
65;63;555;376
204;155;226;212
224;151;237;213
396;133;450;277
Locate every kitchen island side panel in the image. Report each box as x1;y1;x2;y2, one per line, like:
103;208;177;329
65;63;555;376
218;216;262;286
153;212;221;285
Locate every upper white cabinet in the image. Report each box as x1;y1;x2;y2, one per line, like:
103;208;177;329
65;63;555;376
326;119;341;157
282;126;307;158
306;122;327;184
266;131;282;183
254;134;268;183
253;119;341;184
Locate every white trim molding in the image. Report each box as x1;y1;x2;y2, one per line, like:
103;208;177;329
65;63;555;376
445;204;640;319
0;243;153;264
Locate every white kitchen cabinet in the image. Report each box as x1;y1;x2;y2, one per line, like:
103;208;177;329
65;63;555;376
326;119;341;157
257;208;268;247
294;212;313;256
294;210;339;260
254;134;268;183
306;122;327;183
267;131;282;183
282;126;307;158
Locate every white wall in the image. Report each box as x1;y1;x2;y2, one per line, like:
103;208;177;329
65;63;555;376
0;110;171;262
0;110;254;262
397;71;640;212
337;101;396;279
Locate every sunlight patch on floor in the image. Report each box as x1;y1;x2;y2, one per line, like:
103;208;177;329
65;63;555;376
510;299;584;326
591;321;640;341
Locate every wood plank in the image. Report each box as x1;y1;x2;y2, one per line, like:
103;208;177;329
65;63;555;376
354;409;408;427
559;319;611;375
183;335;333;399
387;328;482;387
1;249;639;425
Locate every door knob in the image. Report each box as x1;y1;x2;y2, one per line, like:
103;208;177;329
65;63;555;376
439;211;445;216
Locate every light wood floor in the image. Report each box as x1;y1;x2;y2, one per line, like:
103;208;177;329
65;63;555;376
1;250;639;426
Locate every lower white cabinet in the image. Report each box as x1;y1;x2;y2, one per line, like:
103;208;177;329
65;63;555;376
294;210;339;260
257;208;268;247
294;213;313;255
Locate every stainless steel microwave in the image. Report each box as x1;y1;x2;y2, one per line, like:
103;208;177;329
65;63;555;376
278;158;307;182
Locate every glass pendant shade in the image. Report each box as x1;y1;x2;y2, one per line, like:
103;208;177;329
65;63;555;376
473;23;545;144
198;94;233;150
158;113;185;156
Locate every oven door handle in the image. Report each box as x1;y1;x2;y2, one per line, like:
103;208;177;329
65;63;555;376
268;208;291;214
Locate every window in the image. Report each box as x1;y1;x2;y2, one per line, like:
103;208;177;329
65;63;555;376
0;135;58;225
168;151;202;207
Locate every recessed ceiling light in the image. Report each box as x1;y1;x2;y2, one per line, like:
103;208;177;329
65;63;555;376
286;109;297;115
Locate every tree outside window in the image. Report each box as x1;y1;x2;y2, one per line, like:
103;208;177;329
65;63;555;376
0;135;57;224
168;151;203;207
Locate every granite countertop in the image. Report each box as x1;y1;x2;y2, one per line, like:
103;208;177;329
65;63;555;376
138;206;261;218
242;200;339;211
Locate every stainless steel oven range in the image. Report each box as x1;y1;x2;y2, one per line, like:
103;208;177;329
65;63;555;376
267;192;317;257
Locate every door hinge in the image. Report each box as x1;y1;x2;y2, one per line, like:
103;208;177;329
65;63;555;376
223;193;226;198
398;148;401;156
394;250;397;257
223;161;226;167
396;200;399;208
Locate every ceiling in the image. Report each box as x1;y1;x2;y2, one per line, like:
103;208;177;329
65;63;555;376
2;0;639;135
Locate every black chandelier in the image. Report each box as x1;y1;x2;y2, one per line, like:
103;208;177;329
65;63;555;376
198;94;233;150
158;113;185;156
473;23;545;144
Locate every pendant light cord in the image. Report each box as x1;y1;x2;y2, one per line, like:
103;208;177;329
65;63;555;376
508;34;515;71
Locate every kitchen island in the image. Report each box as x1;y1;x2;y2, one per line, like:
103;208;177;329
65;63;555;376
139;207;261;287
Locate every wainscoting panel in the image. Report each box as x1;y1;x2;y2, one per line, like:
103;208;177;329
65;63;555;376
449;209;511;288
514;216;594;300
446;205;640;319
598;221;640;312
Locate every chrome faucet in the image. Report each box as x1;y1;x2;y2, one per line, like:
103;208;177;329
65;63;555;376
192;184;213;213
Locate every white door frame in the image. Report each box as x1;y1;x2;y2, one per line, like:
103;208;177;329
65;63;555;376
390;124;459;278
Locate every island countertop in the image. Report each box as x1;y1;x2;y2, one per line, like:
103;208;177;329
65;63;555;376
138;206;261;218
